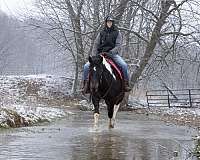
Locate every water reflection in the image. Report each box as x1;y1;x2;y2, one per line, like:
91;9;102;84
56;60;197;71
71;131;127;160
70;130;194;160
0;111;196;160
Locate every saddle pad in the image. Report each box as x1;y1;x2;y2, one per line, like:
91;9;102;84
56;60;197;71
103;56;123;80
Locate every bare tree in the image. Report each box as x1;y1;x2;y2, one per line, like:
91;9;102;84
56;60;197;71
31;0;130;94
29;0;200;100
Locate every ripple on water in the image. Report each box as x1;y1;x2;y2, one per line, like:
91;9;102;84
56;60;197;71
0;111;197;160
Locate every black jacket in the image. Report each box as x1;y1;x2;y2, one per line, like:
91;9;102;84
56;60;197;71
92;26;122;55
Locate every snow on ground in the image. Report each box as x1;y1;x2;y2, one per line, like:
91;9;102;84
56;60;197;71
76;94;200;127
128;96;200;127
0;74;74;128
1;74;200;128
0;104;73;128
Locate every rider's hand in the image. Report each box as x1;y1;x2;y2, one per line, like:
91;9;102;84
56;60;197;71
100;52;107;56
101;51;112;58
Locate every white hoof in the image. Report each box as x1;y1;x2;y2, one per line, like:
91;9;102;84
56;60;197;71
94;113;100;127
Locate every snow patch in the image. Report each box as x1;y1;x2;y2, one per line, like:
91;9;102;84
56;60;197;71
0;75;74;128
0;104;73;128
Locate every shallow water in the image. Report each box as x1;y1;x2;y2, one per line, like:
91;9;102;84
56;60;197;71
0;111;197;160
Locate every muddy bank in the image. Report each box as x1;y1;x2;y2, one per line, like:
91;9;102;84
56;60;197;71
0;105;73;128
0;75;75;128
129;107;200;128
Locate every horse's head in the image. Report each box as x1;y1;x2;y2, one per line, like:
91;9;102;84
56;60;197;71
89;55;104;93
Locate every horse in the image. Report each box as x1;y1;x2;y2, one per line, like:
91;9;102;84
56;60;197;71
88;54;125;128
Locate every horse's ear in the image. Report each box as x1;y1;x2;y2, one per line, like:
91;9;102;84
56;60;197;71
89;56;92;63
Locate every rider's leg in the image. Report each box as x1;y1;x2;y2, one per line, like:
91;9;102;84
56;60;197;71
83;62;90;80
111;54;131;92
82;62;90;94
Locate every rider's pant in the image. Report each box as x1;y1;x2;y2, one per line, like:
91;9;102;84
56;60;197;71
83;62;90;80
111;54;129;80
83;54;129;80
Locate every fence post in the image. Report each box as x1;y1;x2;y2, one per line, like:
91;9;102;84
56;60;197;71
167;91;170;108
189;89;192;108
146;91;149;108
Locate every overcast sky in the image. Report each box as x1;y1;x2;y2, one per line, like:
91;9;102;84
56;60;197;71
0;0;34;16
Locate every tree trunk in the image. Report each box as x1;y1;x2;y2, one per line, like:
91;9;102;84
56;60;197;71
121;1;174;109
65;0;85;93
130;1;174;87
72;63;79;94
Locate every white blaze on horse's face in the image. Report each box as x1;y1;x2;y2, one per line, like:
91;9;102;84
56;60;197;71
102;57;116;80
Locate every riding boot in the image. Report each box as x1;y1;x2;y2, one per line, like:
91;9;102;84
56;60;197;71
81;80;90;95
124;80;131;92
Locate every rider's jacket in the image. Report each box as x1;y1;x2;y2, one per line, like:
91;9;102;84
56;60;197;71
92;25;122;56
97;27;119;53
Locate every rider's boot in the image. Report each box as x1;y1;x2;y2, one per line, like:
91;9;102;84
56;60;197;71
124;80;131;92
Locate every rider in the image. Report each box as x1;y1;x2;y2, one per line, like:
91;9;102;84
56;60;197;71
82;15;131;94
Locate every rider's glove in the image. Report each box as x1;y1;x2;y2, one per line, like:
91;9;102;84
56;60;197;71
101;51;113;58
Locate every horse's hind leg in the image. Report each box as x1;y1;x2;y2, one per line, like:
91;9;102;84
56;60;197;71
108;104;120;128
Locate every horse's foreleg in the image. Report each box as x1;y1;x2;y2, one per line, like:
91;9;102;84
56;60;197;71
113;104;120;121
109;104;120;128
107;104;114;128
94;113;100;128
92;96;100;128
109;118;114;128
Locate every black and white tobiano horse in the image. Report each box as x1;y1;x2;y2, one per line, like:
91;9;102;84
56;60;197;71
88;55;125;128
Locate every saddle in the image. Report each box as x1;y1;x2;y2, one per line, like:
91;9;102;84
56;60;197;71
101;54;123;80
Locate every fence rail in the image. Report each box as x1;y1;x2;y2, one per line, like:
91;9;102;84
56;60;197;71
146;89;200;108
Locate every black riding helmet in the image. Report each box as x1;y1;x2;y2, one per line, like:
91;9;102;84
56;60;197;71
105;15;115;22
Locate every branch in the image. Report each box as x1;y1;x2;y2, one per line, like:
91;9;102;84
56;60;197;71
160;31;195;37
130;1;159;21
118;27;149;43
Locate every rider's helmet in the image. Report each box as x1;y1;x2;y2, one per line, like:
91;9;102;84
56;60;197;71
105;15;115;22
